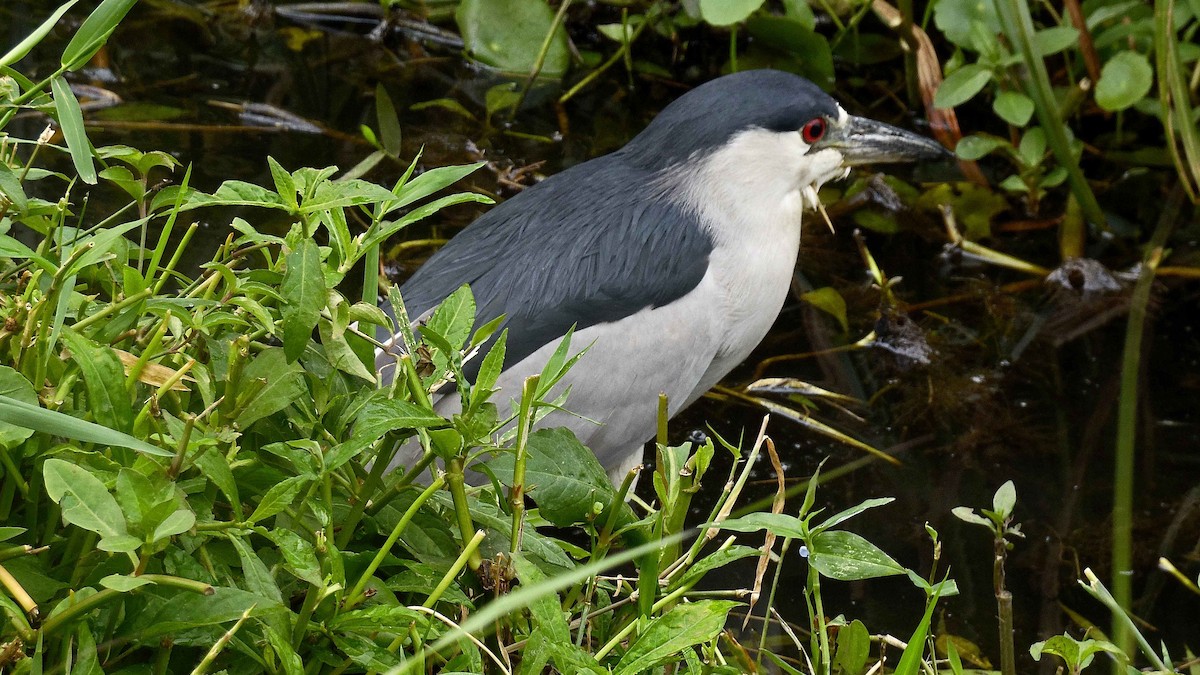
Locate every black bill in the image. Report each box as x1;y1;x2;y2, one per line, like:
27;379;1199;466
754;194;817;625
816;115;949;165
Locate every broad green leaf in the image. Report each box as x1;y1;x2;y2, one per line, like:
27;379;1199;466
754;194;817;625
512;553;570;644
235;348;307;427
390;162;485;212
318;321;375;381
332;633;401;671
951;505;991;526
1096;51;1153;111
800;287;848;332
718;512;805;539
0;395;170;456
456;0;570;77
179;180;290;211
992;480;1017;515
360;192;493;250
51;76;97;184
151;509;195;542
743;15;836;90
0;235;54;272
247;476;307;524
671;545;760;591
0;0;80;66
100;574;155;592
61;329;133;434
268;156;297;210
955;134;1009;160
834;619;871;674
1018;127;1047;166
809;530;905;580
425;284;476;354
613;600;740;675
265;529;323;586
303;179;397;214
700;0;765;25
471;329;508;406
814;497;895;533
262;623;305;675
126;586;278;638
281;239;324;363
993;90;1034;126
374;84;402;156
61;0;137;68
1032;26;1079;55
933;0;1002;49
934;64;992;109
0;367;37;450
193;447;241;520
42;458;129;541
0;163;29;211
486;427;616;527
229;535;284;603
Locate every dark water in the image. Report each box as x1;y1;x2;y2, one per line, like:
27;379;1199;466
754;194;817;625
7;0;1199;669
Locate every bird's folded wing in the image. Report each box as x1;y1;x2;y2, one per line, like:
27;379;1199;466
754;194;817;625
381;155;715;381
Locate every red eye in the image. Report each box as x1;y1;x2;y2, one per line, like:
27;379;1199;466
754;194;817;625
801;117;827;143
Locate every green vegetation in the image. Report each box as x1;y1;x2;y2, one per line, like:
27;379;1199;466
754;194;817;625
1;0;1198;672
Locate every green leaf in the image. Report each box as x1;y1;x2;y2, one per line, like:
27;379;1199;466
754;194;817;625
718;512;805;539
235;348;307;427
0;395;171;456
229;535;284;603
933;0;1002;48
486;428;617;527
0;367;37;450
954;134;1009;160
150;509;195;542
0;163;29;211
0;0;80;66
425;284;476;354
950;506;991;527
456;0;570;77
265;528;323;586
1032;26;1079;55
51;76;97;184
374;84;402;156
613;600;740;675
247;476;307;524
834;619;871;674
1095;51;1153;111
100;574;154;592
671;545;761;591
699;0;766;26
808;530;905;580
992;480;1016;515
281;239;325;363
390;162;486;212
268;157;297;211
127;586;278;639
512;553;571;644
360;192;493;250
799;287;848;332
993;90;1035;126
61;0;136;68
42;458;130;541
934;64;993;109
61;329;134;434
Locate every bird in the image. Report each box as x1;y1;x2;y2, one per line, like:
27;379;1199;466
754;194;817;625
376;69;946;483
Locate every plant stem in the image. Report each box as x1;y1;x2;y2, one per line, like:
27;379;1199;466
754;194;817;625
509;375;539;553
993;0;1108;228
1111;187;1178;660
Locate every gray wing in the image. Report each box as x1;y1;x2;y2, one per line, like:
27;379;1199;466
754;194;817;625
380;155;714;379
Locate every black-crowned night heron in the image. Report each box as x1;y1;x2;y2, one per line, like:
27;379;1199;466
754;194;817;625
377;69;945;482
